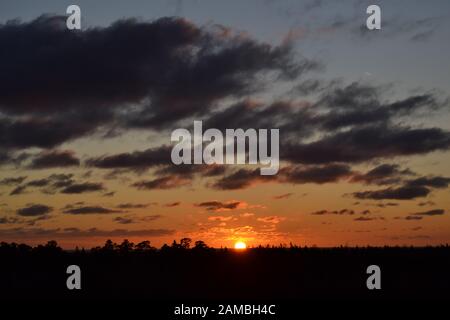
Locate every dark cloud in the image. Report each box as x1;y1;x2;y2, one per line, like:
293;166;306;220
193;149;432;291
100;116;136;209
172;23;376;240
14;173;75;195
0;112;107;150
387;94;440;115
318;83;439;116
114;214;162;224
296;82;441;130
283;125;450;165
131;176;190;190
195;201;242;211
406;176;450;189
9;174;72;195
352;185;431;200
204;100;310;133
0;176;27;186
318;82;380;110
63;206;122;215
0;15;314;154
43;173;75;194
265;82;450;165
113;216;134;224
311;207;377;220
141;215;162;221
351;164;415;185
45;173;75;186
165;202;180;207
318;108;388;131
354;217;382;222
311;209;355;215
0;149;12;164
16;204;53;217
60;182;105;194
411;209;445;216
28;150;80;169
200;82;449;169
352;173;450;200
102;169;131;181
4;173;78;197
417;201;435;207
26;179;52;187
405;216;423;221
86;146;171;170
91;153;227;179
25;215;52;226
154;163;227;179
212;168;273;190
273;193;293;200
212;164;351;190
116;203;151;209
280;164;353;184
291;79;324;95
0;214;50;226
376;203;399;208
9;185;27;195
61;202;85;210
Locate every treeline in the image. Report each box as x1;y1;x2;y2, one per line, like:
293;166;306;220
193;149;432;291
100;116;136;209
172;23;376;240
0;238;210;254
1;239;449;301
90;238;211;252
1;239;449;254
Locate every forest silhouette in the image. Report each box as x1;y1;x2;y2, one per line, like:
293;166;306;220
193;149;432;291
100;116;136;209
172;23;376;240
1;239;449;301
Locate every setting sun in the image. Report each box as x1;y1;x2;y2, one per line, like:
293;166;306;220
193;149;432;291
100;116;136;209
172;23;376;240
234;241;247;250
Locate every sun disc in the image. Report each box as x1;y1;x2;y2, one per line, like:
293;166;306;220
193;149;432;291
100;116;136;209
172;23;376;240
234;241;247;249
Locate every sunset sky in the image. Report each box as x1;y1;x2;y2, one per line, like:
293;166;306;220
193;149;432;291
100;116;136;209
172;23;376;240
1;0;449;248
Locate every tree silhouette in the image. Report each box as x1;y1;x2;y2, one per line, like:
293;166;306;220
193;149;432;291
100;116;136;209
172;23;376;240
45;240;59;248
135;240;155;251
102;239;116;251
160;243;170;252
119;239;134;253
194;240;208;250
171;240;181;249
180;238;192;249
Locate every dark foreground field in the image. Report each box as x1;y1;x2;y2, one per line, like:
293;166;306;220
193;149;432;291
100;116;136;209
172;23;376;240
1;240;449;302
